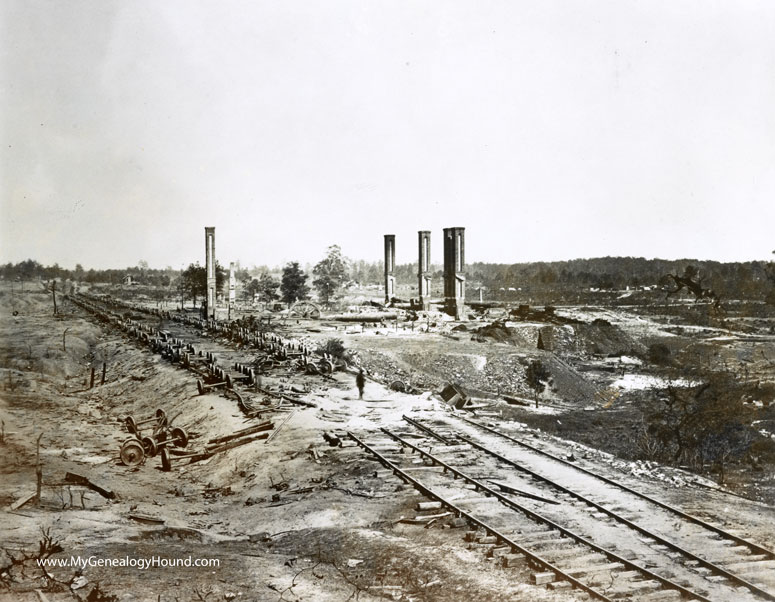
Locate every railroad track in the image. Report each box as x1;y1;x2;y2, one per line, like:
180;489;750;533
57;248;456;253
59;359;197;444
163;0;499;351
350;415;775;601
448;416;775;597
68;293;335;412
350;428;714;601
73;294;308;364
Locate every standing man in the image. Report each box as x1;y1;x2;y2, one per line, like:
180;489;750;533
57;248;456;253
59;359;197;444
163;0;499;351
356;368;365;400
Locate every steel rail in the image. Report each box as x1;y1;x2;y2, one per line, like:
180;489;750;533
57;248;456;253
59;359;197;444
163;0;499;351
406;415;775;601
71;295;256;390
75;294;321;412
346;431;617;602
452;431;775;602
402;415;455;444
381;428;710;602
461;416;775;560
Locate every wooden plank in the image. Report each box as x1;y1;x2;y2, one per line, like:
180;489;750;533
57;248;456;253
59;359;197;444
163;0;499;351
639;590;683;601
500;554;526;568
414;512;452;522
128;513;165;525
519;534;565;547
427;445;470;454
10;491;37;510
399;512;452;524
503;394;530;406
566;562;625;575
488;480;560;504
724;560;775;573
608;580;662;595
265;410;295;444
489;545;511;558
207;421;274;445
532;572;556;585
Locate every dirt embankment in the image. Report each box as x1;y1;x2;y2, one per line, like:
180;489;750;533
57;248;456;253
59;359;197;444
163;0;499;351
472;318;645;357
345;330;600;404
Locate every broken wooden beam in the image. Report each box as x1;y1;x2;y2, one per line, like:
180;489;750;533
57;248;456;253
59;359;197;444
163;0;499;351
462;403;492;410
280;395;316;408
256;386;317;408
265;410;295;444
244;406;286;419
487;480;560;504
400;511;452;524
502;394;531;406
64;472;116;500
10;491;37;510
322;432;342;447
205;432;270;454
207;421;274;445
128;513;165;525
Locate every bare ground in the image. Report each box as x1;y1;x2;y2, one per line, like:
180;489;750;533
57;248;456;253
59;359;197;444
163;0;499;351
1;287;774;601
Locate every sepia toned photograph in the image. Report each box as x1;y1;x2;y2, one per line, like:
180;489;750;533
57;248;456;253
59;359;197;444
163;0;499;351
2;2;775;601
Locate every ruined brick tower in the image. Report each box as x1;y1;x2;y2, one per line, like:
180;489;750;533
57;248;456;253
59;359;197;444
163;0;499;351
384;234;396;304
418;230;431;310
443;227;465;319
205;227;216;320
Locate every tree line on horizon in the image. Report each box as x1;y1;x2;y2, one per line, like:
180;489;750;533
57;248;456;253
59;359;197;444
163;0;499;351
3;255;775;305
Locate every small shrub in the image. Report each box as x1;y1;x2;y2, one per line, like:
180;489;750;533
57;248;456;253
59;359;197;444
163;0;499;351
648;343;671;365
525;359;550;404
318;338;346;360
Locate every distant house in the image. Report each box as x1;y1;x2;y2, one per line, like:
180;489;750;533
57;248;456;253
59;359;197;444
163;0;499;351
123;275;134;286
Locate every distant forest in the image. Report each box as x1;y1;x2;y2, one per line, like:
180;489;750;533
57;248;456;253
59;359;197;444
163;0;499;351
364;257;775;304
0;260;177;288
3;256;774;304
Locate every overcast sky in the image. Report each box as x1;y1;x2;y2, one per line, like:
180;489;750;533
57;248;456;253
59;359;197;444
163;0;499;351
2;1;774;270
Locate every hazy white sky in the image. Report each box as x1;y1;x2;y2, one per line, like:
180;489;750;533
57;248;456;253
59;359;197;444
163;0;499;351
2;1;774;270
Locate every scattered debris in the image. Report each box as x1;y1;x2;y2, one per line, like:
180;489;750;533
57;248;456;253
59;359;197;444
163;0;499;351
322;432;342;447
399;512;452;525
439;383;470;409
502;394;531;407
64;472;116;500
128;513;165;525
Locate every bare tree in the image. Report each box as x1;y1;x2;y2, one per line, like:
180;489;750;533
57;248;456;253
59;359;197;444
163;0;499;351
662;265;721;308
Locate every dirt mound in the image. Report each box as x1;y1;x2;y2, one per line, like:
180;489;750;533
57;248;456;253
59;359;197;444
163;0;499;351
479;352;599;403
355;349;435;391
542;354;600;402
575;319;646;357
471;321;512;343
472;322;577;354
356;341;600;404
472;318;643;358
